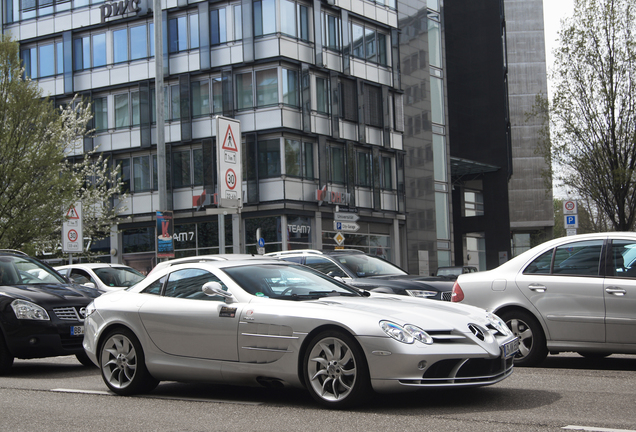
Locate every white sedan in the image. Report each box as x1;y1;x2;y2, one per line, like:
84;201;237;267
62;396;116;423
83;259;518;408
56;263;145;292
452;232;636;366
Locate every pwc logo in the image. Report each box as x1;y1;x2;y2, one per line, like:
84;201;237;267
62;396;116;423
100;0;142;23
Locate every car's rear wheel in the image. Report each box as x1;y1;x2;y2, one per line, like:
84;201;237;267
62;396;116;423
303;330;371;408
99;328;158;395
499;310;547;367
0;332;14;374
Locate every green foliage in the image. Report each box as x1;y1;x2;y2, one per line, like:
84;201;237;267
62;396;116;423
0;36;126;255
541;0;636;231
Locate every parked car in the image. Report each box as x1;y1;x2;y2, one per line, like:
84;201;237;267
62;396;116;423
0;250;101;373
147;254;265;276
55;263;145;292
83;258;518;408
266;249;455;301
436;266;479;279
451;232;636;366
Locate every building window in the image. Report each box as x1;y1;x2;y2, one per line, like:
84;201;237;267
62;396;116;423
428;19;442;69
73;34;106;71
169;14;198;53
330;145;345;184
256;69;278;107
282;69;299;107
133;155;151;192
433;134;446;182
350;22;388;66
435;191;450;239
210;7;227;46
93;97;108;132
365;85;382;127
316;76;330;114
381;155;393;190
322;12;341;51
114;92;140;129
164;84;180;121
191;80;210;117
430;76;445;125
233;5;243;41
281;0;310;42
118;158;131;193
114;24;151;64
254;0;276;37
285;139;314;179
22;42;63;79
464;190;484;217
258;139;281;178
236;72;254;110
356;151;372;187
172;150;191;188
340;79;357;122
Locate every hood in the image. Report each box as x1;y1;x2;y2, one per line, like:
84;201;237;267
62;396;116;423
0;283;101;306
308;293;490;332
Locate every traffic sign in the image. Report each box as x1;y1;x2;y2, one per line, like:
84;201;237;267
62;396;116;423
62;202;83;253
564;215;579;228
334;212;359;222
334;232;345;246
563;200;578;215
216;116;242;206
334;221;360;232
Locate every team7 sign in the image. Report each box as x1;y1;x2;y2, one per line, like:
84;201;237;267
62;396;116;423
216;116;242;207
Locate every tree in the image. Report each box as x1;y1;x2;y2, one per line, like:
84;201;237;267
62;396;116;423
540;0;636;231
0;36;125;255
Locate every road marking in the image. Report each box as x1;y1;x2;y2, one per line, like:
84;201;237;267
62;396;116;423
563;426;636;432
50;388;263;405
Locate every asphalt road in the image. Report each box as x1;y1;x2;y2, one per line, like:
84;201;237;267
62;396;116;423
0;353;635;432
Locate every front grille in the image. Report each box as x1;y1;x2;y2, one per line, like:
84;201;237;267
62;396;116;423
399;355;514;385
53;307;83;321
441;291;452;301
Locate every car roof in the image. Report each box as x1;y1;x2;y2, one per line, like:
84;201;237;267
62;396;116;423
55;263;132;269
265;249;366;257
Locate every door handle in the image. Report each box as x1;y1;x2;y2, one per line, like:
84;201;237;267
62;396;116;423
528;284;547;293
605;287;627;296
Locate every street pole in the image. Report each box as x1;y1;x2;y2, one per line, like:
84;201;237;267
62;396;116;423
153;0;167;211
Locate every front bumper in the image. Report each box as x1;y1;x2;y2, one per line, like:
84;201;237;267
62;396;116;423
3;319;85;359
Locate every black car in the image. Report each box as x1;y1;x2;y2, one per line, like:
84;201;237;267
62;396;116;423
0;250;101;373
266;249;454;301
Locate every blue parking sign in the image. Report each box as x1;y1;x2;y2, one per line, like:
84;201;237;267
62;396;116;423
564;215;578;228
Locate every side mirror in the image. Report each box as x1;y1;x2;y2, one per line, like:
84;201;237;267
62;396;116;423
202;282;235;303
82;282;96;290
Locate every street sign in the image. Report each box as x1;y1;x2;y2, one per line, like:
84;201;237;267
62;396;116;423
62;202;83;253
216;116;242;207
566;228;578;236
334;212;360;222
334;232;345;246
564;215;579;229
334;221;360;232
563;200;578;215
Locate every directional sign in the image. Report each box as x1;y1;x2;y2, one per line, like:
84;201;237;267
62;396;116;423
216;116;242;207
334;221;360;232
564;215;579;229
62;202;83;253
334;212;360;222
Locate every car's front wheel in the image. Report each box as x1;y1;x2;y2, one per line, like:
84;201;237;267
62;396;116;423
499;310;548;367
99;328;158;395
303;330;371;408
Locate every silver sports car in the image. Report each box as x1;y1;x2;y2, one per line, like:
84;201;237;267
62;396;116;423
83;259;518;408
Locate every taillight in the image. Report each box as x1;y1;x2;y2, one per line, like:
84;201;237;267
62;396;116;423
451;281;464;302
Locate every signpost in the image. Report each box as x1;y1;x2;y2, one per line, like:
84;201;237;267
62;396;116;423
62;202;83;255
216;116;242;207
334;221;360;232
563;200;578;235
334;212;359;222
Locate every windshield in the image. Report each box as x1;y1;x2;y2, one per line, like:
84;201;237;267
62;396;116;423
0;256;66;285
223;264;361;300
94;267;145;287
334;254;407;278
437;268;461;277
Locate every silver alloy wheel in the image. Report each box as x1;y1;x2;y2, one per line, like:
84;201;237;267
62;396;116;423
506;318;533;359
306;336;357;402
101;333;137;390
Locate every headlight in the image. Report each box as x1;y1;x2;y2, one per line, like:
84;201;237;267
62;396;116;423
405;289;438;298
11;299;50;320
487;312;512;336
380;321;433;345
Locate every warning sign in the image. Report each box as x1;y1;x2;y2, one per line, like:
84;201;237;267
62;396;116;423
216;116;242;207
66;205;80;219
62;202;83;253
221;125;238;151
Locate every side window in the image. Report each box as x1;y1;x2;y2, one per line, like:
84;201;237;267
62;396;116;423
552;240;603;276
304;257;346;277
142;276;167;295
69;269;95;285
523;249;553;274
164;269;227;300
609;240;636;278
280;256;303;264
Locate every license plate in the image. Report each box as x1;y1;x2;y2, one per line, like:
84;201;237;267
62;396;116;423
71;326;84;336
503;338;519;358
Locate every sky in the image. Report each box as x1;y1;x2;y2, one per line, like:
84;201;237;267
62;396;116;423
542;0;574;80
